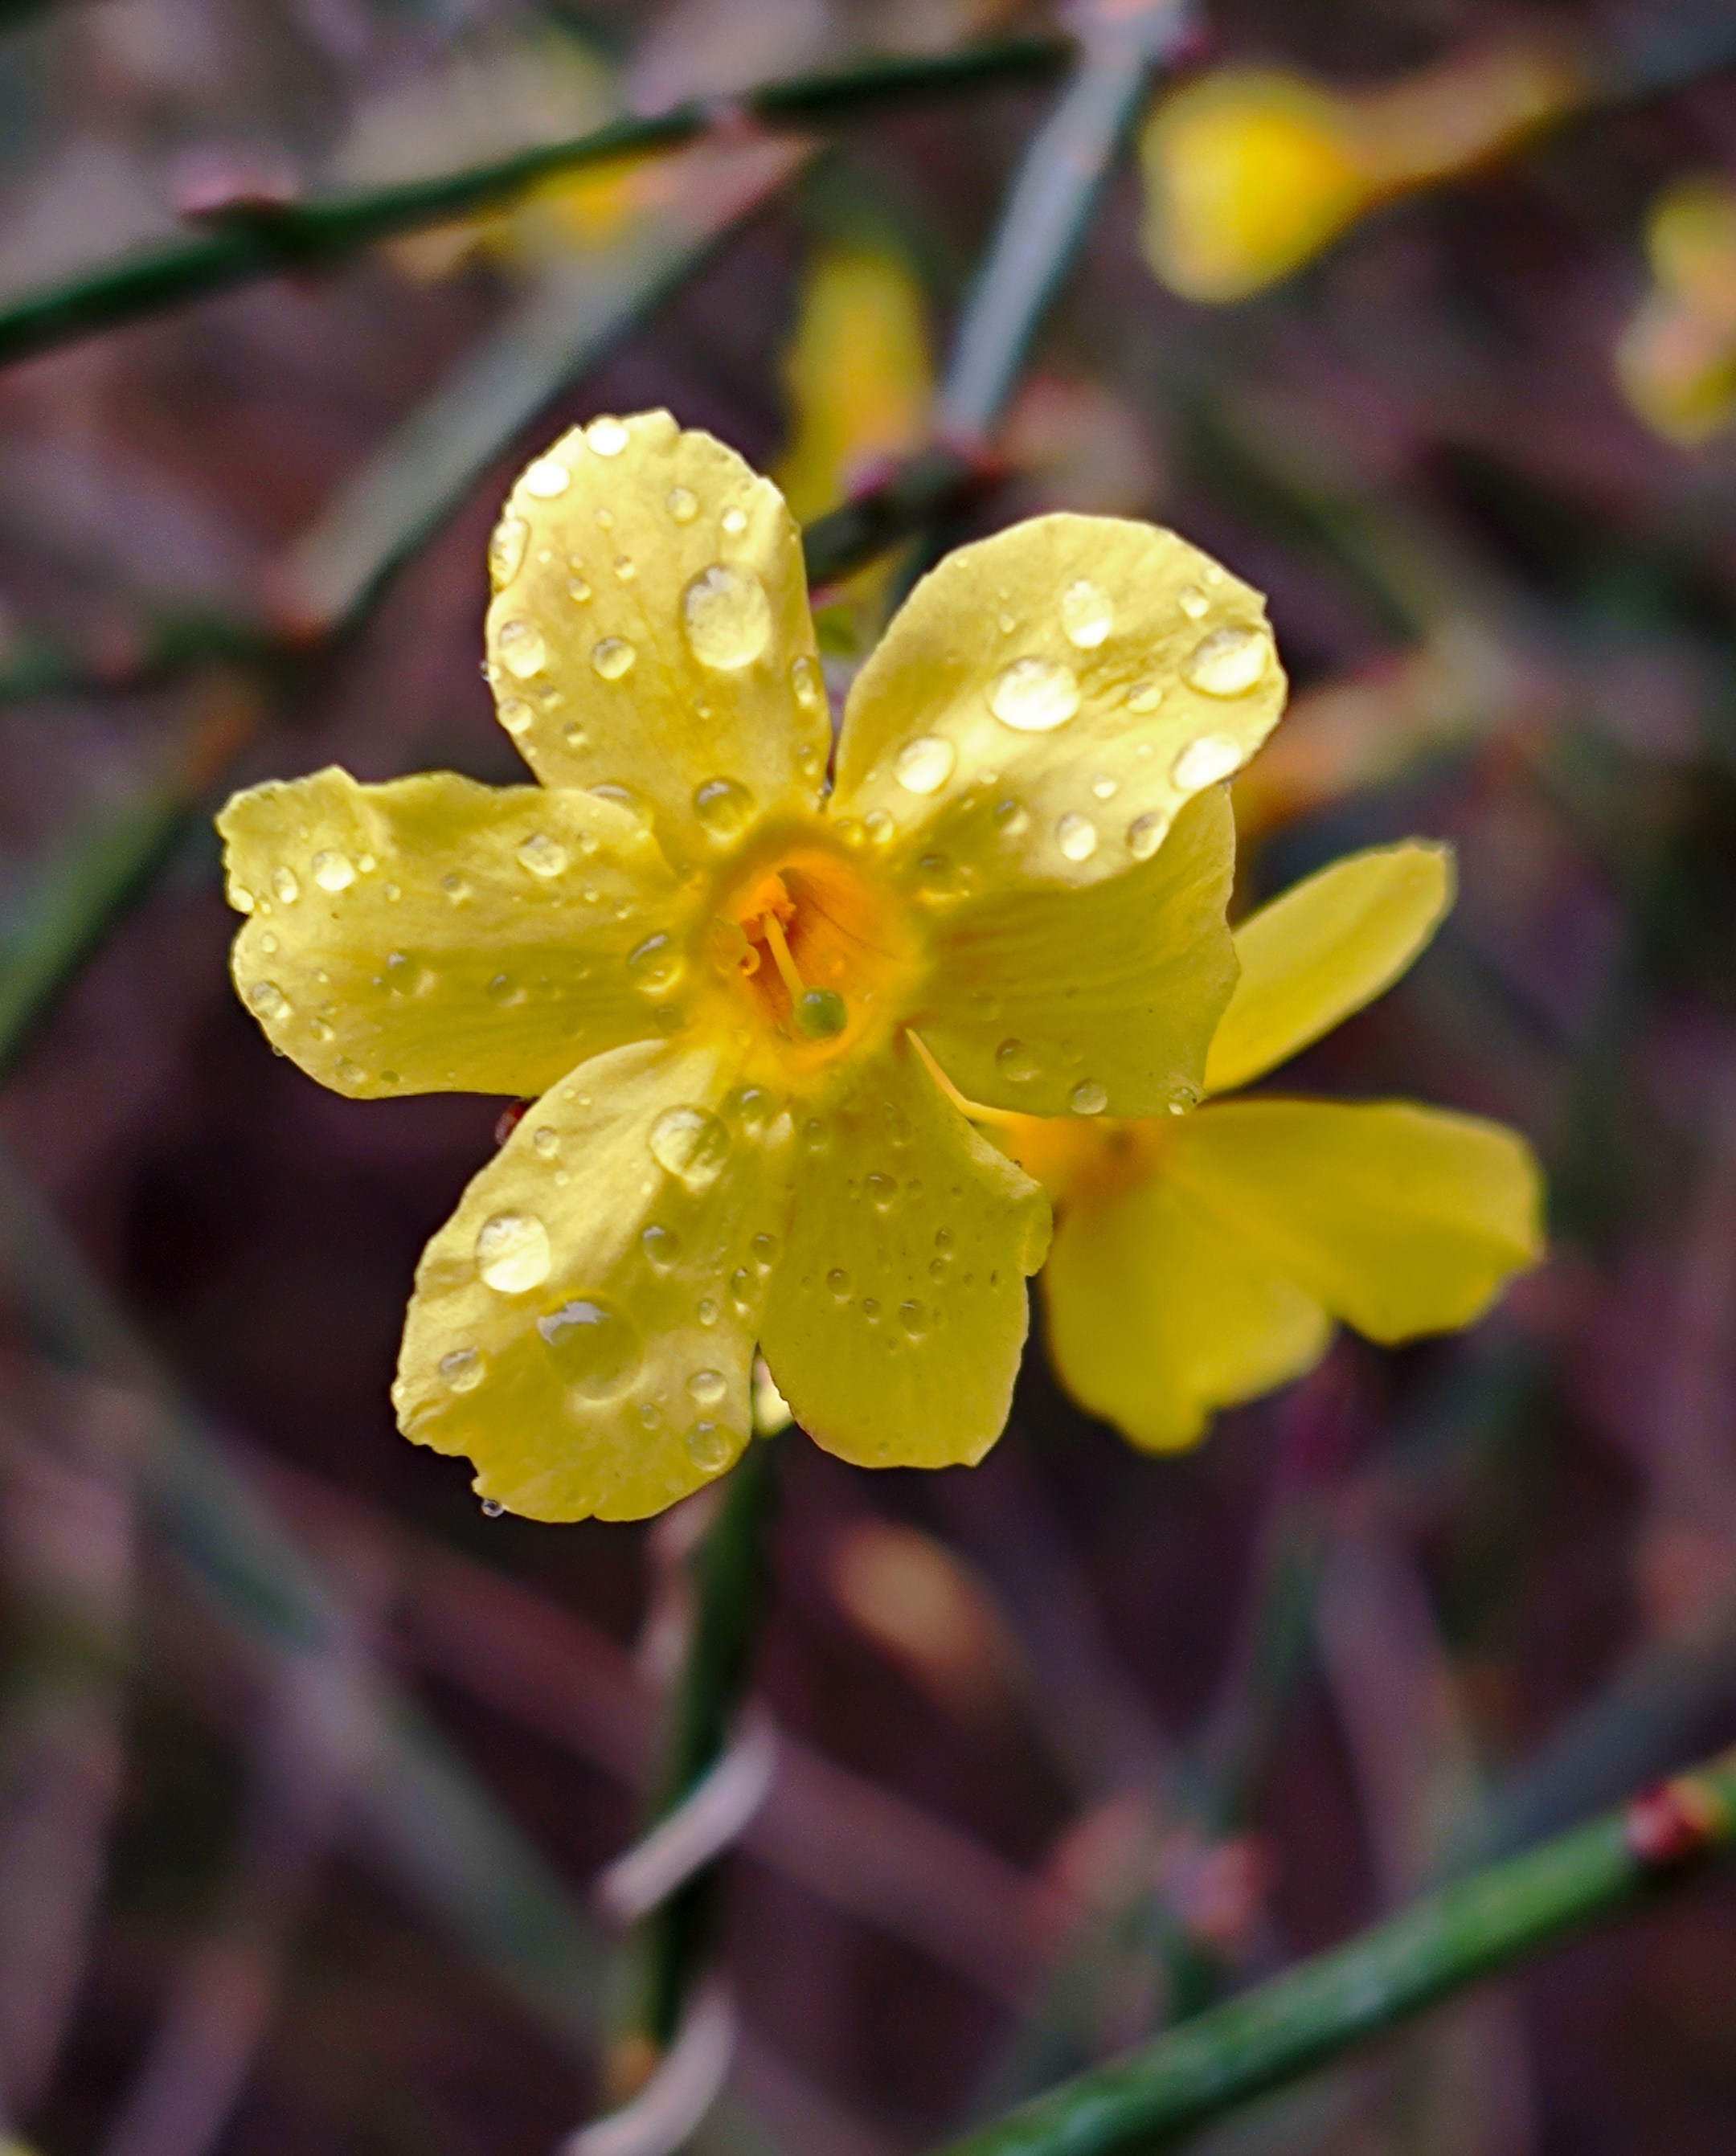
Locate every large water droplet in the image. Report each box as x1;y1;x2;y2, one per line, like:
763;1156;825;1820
490;516;528;586
682;563;772;670
476;1213;551;1293
642;1223;679;1269
311;849;354;892
1056;812;1099;863
686;1420;735;1472
687;1368;727;1408
666;485;698;522
649;1107;730;1193
1061;579;1114;648
1127;810;1169;860
791;654;824;714
627;932;683;994
1171;732;1246;791
586;415;629;456
895;734;956;795
989;657;1080;732
247;981;289;1021
694;778;755;837
1071;1081;1108;1115
537;1296;641;1398
1184;627;1269;698
271;867;300;906
517;833;568;878
591;636;636;681
497;619;547;679
996;1038;1039;1082
440;1348;484;1393
524;456;571;497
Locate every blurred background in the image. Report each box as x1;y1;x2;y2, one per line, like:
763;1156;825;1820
4;2;1736;2153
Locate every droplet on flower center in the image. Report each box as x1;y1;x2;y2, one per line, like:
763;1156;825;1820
1060;579;1114;648
476;1212;551;1293
537;1296;641;1398
1171;732;1246;792
895;735;955;794
649;1107;731;1193
497;620;546;679
796;988;846;1039
989;657;1080;732
1183;627;1268;698
683;563;772;670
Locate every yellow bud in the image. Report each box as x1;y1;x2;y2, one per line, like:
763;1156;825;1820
1617;179;1736;444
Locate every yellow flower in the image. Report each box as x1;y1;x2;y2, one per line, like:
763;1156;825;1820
1001;841;1544;1452
217;411;1288;1520
1141;44;1582;303
1615;178;1736;445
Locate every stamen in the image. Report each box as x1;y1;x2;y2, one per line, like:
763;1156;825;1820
761;912;847;1041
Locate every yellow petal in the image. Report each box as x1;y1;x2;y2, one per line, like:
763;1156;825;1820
760;1034;1050;1470
395;1037;795;1522
1042;1168;1330;1452
484;409;829;870
829;512;1285;890
917;785;1238;1118
1204;840;1454;1095
1168;1098;1544;1342
218;767;688;1099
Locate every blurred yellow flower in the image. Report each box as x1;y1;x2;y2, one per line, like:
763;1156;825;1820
219;411;1288;1520
1001;842;1543;1451
1616;178;1736;444
1141;43;1582;303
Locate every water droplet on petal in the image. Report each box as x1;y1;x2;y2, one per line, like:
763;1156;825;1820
1184;627;1269;698
271;867;300;906
996;1038;1039;1082
1126;681;1163;714
989;657;1080;732
686;1420;735;1471
497;619;547;679
517;832;568;878
791;654;825;714
311;849;354;892
498;698;533;736
994;798;1030;837
693;778;755;837
1071;1081;1108;1115
612;554;636;583
751;1231;779;1269
898;1300;929;1340
230;884;256;914
1091;773;1118;800
537;1296;641;1398
895;734;956;794
687;1368;727;1407
490;516;528;585
591;636;636;681
440;1348;484;1393
1172;732;1247;791
642;1224;679;1268
481;1496;504;1517
666;485;699;522
524;456;570;497
1127;810;1169;860
865;1172;897;1212
476;1213;551;1293
649;1107;731;1193
568;576;592;604
682;563;772;670
1061;579;1114;648
863;808;893;844
532;1127;559;1159
627;932;683;994
1178;583;1208;620
827;1268;850;1301
246;981;289;1021
1056;812;1098;862
698;1298;719;1328
586;415;629;456
721;505;747;535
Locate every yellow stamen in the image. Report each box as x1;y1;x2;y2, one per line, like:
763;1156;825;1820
760;908;847;1040
760;910;807;1002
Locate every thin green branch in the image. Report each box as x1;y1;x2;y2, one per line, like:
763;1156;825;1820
0;36;1064;371
930;1754;1736;2156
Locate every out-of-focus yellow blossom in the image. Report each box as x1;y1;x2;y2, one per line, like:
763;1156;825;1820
1140;43;1582;302
1616;178;1736;444
218;411;1288;1520
1001;843;1543;1451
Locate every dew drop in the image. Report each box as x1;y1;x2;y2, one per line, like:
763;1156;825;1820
996;1038;1039;1082
1071;1081;1108;1115
271;867;300;906
693;778;755;837
1127;810;1169;860
440;1348;484;1393
682;563;772;670
1172;732;1246;791
476;1213;551;1293
586;415;629;456
498;697;533;736
260;933;279;955
863;808;893;843
481;1497;504;1517
1061;579;1114;648
485;972;522;1004
517;832;568;878
612;554;636;583
441;873;469;902
311;849;354;892
532;1127;560;1159
1056;812;1099;862
721;505;747;534
489;516;528;586
524;456;571;497
994;798;1031;837
537;1296;641;1398
649;1107;731;1193
895;734;956;795
1178;583;1208;620
641;1223;679;1269
862;1298;881;1323
751;1231;779;1269
497;619;547;679
865;1172;897;1212
627;932;683;994
791;654;825;714
568;576;592;604
698;1298;719;1328
989;656;1080;732
898;1300;929;1341
591;636;636;681
827;1268;850;1301
230;884;256;914
795;988;847;1039
687;1368;727;1408
666;485;699;522
1125;681;1164;714
384;882;402;902
246;980;289;1021
1184;627;1268;698
686;1420;735;1472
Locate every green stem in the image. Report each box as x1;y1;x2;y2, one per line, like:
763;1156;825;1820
0;37;1063;372
636;1430;783;2048
928;1754;1736;2156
